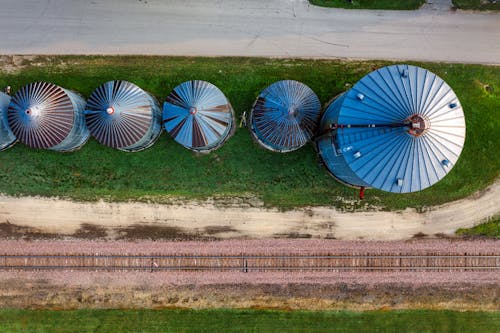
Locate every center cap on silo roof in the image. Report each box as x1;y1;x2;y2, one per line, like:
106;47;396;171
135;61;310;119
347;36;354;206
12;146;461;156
189;107;198;115
106;107;115;115
25;105;42;117
288;106;297;117
407;114;429;137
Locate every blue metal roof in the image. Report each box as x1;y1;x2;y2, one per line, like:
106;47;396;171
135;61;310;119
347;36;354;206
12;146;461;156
0;91;16;151
317;65;466;193
85;80;162;152
163;80;235;152
250;80;321;152
7;82;89;152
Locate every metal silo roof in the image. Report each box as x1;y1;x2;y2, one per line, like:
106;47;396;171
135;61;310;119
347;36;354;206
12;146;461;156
0;91;16;151
318;64;466;193
85;80;162;152
250;80;321;152
7;82;89;151
163;80;235;152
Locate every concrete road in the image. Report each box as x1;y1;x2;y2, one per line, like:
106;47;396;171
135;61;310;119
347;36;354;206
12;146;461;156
0;0;498;63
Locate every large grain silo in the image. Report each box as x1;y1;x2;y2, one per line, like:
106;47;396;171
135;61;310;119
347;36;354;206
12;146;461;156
316;65;465;194
7;82;89;152
249;80;321;153
0;90;16;151
163;80;235;153
85;80;162;152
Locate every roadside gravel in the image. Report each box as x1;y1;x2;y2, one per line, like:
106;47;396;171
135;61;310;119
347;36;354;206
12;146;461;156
1;270;498;286
1;239;498;255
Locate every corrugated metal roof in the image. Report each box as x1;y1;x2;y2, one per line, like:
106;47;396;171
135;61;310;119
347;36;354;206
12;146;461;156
85;80;162;152
7;82;89;152
250;80;321;152
0;91;16;151
163;80;235;152
317;65;466;193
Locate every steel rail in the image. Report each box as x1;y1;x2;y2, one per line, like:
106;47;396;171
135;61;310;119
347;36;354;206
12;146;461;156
1;254;498;259
0;266;498;271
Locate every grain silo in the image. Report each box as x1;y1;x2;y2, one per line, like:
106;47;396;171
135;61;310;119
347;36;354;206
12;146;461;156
316;65;466;194
7;82;89;152
249;80;321;153
163;80;235;153
0;90;16;151
85;80;162;152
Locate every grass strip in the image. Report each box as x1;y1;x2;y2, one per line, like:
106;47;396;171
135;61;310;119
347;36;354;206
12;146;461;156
452;0;500;10
456;216;500;238
0;309;499;333
0;56;498;210
309;0;425;10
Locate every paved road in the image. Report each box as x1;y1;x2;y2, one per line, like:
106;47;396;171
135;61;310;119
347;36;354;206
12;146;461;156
0;0;498;64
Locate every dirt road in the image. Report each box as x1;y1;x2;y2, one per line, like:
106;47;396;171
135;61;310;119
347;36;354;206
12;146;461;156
0;179;498;240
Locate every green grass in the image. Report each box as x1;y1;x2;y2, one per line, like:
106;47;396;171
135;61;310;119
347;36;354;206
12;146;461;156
452;0;500;10
309;0;425;10
456;216;500;238
0;309;498;332
0;56;499;210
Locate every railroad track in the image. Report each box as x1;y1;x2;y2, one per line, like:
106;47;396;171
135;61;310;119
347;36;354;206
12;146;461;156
1;253;499;272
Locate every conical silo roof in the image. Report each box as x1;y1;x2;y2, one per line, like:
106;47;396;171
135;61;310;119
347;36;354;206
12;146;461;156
250;80;321;152
317;65;466;193
0;91;16;151
163;80;235;152
7;82;89;152
85;80;162;152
